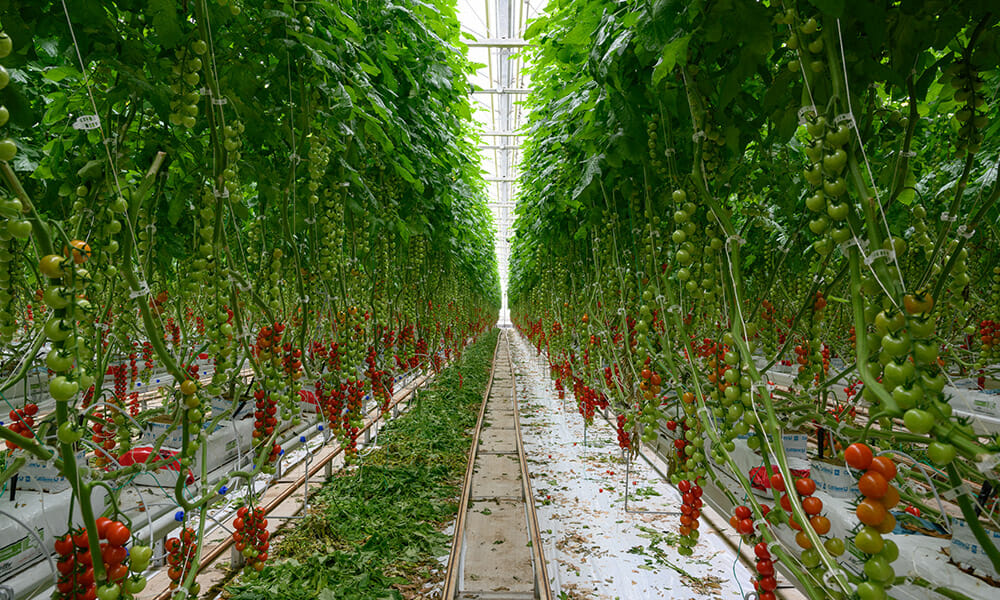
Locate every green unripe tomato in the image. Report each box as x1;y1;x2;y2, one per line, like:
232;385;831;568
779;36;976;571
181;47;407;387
927;441;956;465
49;376;79;401
57;422;83;444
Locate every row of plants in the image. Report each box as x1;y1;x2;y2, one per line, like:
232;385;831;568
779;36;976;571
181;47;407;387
509;1;1000;599
224;329;498;600
0;1;498;599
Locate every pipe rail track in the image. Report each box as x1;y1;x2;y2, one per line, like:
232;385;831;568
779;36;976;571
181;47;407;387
442;330;552;600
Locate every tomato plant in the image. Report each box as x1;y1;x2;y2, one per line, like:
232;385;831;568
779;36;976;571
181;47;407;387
507;1;1000;598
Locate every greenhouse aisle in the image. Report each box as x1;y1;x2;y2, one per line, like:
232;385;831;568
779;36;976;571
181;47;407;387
507;331;758;600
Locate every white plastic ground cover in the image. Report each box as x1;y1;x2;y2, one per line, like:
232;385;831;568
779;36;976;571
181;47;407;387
508;334;754;600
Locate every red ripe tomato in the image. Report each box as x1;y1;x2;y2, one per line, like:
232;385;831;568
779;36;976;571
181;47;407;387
683;493;694;505
869;455;897;481
858;471;889;499
735;505;752;520
95;517;112;539
73;531;90;548
729;515;740;529
76;585;97;600
754;542;771;560
57;579;75;594
105;523;130;547
107;563;128;582
233;532;244;542
810;515;832;535
257;552;268;562
681;504;692;515
235;541;247;552
165;538;180;553
769;472;785;492
757;559;775;576
233;518;245;531
54;535;74;556
759;592;777;600
167;567;183;582
77;551;93;566
678;480;691;493
844;443;873;470
77;567;94;586
737;519;754;535
237;506;248;519
689;509;700;520
759;576;778;592
691;486;703;498
779;494;792;511
57;558;75;575
802;496;824;516
103;544;127;565
794;477;816;497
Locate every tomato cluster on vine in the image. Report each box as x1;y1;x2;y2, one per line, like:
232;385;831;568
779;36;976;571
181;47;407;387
233;505;270;572
844;443;902;598
165;527;199;592
3;403;37;450
676;479;703;556
54;518;148;600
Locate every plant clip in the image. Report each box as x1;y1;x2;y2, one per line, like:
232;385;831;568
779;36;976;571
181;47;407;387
956;224;975;239
833;113;854;126
940;212;958;222
129;281;151;299
212;96;228;106
72;115;101;131
863;248;895;266
692;130;707;142
942;482;973;501
725;234;746;252
797;105;818;124
976;452;999;475
174;510;185;522
900;150;917;158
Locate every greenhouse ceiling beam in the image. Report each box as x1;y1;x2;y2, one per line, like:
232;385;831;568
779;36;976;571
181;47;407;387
478;144;520;149
466;38;530;47
472;88;531;94
485;177;519;182
481;131;524;135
